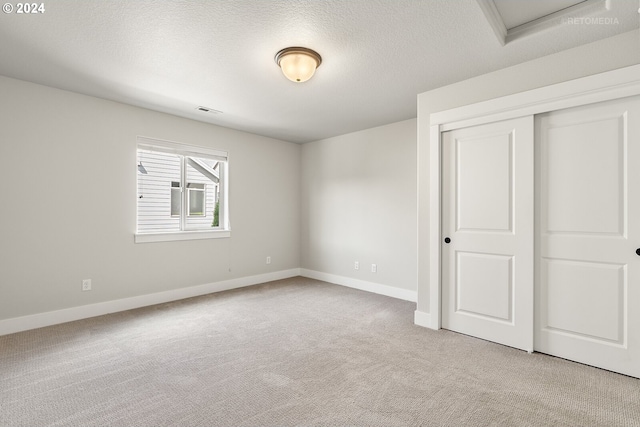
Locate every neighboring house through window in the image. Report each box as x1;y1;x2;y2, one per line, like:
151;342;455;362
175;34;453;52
136;136;229;243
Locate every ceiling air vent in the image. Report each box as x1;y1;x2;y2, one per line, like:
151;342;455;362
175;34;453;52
196;106;222;114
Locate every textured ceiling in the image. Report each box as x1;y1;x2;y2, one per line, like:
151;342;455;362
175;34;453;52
0;0;638;143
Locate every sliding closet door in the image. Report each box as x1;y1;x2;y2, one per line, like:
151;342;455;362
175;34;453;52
442;116;534;351
536;96;640;378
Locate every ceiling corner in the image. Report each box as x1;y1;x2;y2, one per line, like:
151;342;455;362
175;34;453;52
476;0;507;46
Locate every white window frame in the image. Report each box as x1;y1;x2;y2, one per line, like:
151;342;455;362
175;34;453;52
135;136;230;243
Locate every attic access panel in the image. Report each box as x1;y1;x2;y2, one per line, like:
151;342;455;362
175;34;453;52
477;0;610;45
495;0;586;29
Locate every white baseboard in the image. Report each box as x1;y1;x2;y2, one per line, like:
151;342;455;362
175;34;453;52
414;310;437;329
300;269;417;302
0;268;301;336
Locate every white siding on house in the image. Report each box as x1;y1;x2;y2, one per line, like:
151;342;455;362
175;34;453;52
137;150;218;232
137;150;181;232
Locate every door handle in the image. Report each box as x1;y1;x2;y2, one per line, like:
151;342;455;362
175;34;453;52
636;248;640;256
444;237;451;244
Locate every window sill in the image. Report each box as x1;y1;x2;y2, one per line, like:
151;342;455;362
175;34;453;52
135;230;231;244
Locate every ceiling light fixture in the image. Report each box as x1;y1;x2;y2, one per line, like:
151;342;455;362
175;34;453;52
274;47;322;83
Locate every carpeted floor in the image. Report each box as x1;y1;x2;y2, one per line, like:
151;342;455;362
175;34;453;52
1;277;639;426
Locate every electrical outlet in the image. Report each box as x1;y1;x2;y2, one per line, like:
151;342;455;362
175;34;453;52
81;279;92;291
354;261;359;270
371;264;377;273
266;256;271;265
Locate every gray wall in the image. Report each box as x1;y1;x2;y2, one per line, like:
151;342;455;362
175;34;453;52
300;119;417;293
0;75;301;320
416;30;640;314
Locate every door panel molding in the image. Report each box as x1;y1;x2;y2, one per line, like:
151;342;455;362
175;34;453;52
455;131;514;233
540;258;625;345
455;251;514;323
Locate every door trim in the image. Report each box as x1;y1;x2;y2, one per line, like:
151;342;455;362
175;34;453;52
424;64;640;330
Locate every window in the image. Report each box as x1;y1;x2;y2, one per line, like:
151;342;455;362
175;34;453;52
136;137;229;243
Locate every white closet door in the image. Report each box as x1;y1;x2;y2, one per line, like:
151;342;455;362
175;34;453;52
536;96;640;378
442;116;534;351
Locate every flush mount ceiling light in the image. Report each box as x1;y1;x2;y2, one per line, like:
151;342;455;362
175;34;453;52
274;47;322;83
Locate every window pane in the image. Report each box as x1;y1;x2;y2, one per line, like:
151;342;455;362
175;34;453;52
188;188;205;216
171;186;180;217
136;150;181;232
185;156;219;229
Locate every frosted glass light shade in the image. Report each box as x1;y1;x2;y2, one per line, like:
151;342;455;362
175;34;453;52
275;47;322;83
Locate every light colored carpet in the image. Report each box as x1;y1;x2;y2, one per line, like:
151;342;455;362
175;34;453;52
1;277;639;427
